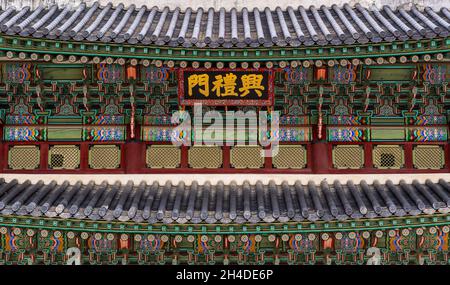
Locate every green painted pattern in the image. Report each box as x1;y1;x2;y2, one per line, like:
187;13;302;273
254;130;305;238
0;36;448;62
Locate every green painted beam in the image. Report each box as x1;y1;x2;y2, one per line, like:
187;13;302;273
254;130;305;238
0;35;447;62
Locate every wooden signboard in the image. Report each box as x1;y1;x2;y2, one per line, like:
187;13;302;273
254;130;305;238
178;68;274;106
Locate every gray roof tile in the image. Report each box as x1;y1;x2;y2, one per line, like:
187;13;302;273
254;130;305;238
0;3;448;48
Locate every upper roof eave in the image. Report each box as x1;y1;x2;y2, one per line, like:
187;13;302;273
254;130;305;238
0;2;448;51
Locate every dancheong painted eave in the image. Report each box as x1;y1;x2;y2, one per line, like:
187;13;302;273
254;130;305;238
0;2;448;49
0;178;449;225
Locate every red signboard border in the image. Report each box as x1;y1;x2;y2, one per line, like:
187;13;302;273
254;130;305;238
178;68;274;106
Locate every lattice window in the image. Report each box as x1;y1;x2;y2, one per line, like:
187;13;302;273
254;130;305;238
332;145;364;169
230;146;264;169
413;145;445;169
188;146;222;168
273;145;307;169
48;145;80;169
373;145;404;169
88;145;121;169
146;145;181;168
8;145;40;170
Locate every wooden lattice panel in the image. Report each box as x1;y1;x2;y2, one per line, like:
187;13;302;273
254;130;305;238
413;145;445;169
48;145;80;169
273;145;307;169
88;145;121;169
146;145;181;168
373;145;404;169
332;145;364;169
230;146;264;169
188;146;222;168
8;145;40;170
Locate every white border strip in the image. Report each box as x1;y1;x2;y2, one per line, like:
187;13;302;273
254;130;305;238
0;173;449;185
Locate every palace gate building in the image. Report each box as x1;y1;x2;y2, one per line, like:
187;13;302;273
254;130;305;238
0;1;447;264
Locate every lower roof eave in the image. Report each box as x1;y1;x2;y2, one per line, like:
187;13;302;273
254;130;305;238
0;175;449;225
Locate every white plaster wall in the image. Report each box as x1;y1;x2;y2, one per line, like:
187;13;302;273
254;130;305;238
1;173;450;185
0;0;448;10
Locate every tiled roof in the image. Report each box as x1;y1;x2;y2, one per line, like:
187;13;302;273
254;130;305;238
0;178;449;224
0;2;448;48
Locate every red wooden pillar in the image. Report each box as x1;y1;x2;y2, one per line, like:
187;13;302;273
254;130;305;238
2;142;8;171
311;142;329;174
180;145;189;168
311;124;329;174
364;142;373;169
125;142;145;173
264;145;273;169
222;146;230;169
79;143;89;171
40;143;49;170
404;143;413;169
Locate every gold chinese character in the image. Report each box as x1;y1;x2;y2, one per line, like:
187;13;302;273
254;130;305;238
239;74;265;97
211;73;238;97
188;74;209;97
